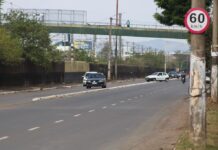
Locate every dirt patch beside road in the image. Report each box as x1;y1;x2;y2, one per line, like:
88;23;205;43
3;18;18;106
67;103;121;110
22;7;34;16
122;98;189;150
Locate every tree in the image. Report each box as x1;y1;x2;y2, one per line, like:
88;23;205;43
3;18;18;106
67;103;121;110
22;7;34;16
4;11;61;67
97;42;110;63
73;48;95;62
0;27;22;64
154;0;212;70
154;0;212;26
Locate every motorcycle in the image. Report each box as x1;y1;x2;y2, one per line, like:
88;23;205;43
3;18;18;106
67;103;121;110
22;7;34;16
181;76;186;84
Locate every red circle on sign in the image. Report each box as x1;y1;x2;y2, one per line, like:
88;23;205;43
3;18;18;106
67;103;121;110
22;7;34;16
184;8;210;34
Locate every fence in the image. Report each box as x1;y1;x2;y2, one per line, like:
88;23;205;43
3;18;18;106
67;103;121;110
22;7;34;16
0;61;167;87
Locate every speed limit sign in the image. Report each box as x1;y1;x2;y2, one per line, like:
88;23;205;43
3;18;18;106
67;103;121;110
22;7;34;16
184;8;210;34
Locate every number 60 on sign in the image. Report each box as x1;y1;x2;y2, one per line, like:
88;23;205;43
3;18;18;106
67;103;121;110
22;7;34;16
184;8;210;34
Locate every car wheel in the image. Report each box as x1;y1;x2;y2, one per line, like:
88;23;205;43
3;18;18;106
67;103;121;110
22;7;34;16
102;85;106;88
86;86;91;89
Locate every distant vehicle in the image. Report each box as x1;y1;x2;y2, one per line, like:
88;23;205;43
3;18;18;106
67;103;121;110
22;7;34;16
168;71;179;79
145;72;169;82
82;71;98;86
82;72;106;89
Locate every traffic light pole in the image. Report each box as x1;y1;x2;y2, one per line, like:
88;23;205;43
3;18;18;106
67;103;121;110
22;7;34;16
189;0;206;148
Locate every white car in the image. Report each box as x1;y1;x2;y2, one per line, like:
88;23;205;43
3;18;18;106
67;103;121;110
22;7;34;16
145;72;169;82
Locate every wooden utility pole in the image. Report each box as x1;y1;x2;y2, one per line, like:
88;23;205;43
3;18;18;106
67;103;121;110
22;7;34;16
211;0;218;103
108;17;112;81
189;0;206;148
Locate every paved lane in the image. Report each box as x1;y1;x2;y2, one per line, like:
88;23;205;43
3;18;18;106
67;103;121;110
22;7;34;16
0;80;188;150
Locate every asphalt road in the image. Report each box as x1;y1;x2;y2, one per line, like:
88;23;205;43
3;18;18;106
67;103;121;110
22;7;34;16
0;79;189;150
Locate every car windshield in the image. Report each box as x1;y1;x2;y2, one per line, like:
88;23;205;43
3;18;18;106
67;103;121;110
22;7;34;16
87;73;104;79
151;72;158;75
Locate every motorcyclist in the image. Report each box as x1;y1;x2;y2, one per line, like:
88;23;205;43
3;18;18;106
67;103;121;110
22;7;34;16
181;71;186;83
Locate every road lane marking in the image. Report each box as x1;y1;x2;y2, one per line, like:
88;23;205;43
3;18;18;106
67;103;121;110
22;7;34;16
120;100;125;103
128;98;132;101
111;103;117;106
74;114;81;117
32;82;152;101
0;136;9;141
88;109;95;113
134;96;138;99
54;120;64;124
102;106;107;109
28;127;40;131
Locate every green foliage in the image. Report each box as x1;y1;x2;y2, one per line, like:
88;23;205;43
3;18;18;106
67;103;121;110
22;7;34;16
173;50;190;71
124;50;165;69
73;48;95;62
97;42;109;63
0;0;3;9
154;0;212;26
0;27;22;65
3;11;62;67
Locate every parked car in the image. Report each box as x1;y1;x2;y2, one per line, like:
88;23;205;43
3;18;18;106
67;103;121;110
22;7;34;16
83;72;106;89
145;72;169;82
168;71;179;79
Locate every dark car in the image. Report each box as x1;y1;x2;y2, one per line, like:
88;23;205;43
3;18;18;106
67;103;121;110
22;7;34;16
168;71;179;79
85;72;106;89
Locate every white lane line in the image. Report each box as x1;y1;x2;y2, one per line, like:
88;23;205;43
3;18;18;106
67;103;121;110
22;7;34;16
74;114;81;117
120;100;125;103
134;96;138;99
111;103;117;106
32;82;152;102
28;127;40;132
128;98;132;101
102;106;107;109
0;136;9;141
54;120;64;124
88;109;95;113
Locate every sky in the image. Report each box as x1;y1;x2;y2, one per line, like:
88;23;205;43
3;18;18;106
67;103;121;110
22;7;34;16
2;0;159;24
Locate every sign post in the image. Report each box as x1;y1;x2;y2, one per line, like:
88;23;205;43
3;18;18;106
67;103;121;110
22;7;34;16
184;5;210;149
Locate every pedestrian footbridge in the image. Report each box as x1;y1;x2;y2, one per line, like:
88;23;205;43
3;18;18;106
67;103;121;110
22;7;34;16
46;23;188;39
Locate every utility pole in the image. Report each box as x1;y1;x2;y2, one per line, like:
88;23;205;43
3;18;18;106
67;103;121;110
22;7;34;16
189;0;206;148
114;0;119;80
164;53;167;72
211;0;218;103
108;17;113;80
93;35;97;57
119;13;122;59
